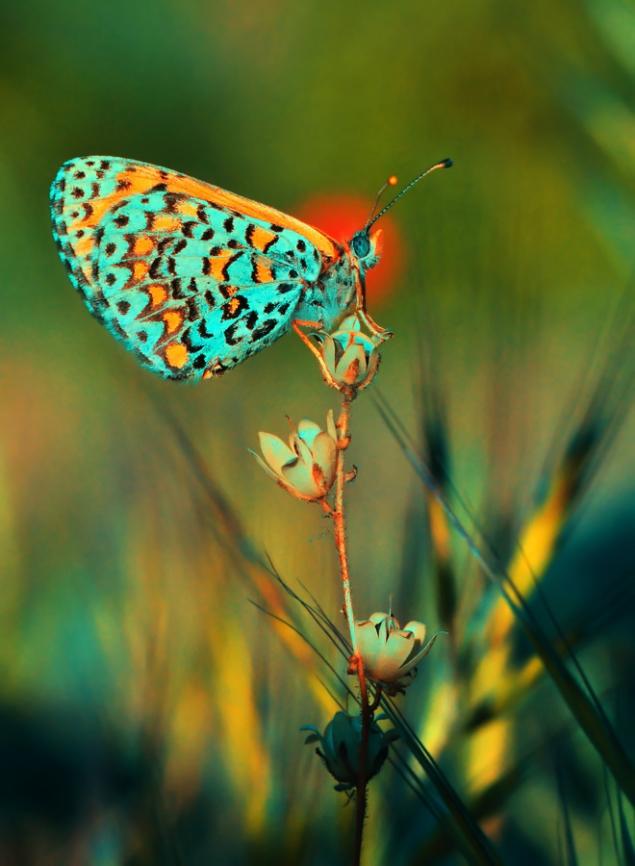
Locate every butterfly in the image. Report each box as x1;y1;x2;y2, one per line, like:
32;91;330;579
50;156;451;381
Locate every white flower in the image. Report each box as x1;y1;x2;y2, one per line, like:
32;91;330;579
355;611;440;693
252;411;338;501
319;314;381;391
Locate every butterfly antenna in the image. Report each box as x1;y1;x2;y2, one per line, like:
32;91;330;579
364;158;453;232
366;174;399;224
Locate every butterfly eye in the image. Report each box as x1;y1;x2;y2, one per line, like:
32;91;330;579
351;231;371;259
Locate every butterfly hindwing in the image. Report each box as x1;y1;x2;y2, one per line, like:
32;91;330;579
94;191;308;378
50;156;343;380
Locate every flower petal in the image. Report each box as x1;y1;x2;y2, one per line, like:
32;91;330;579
355;620;383;672
335;344;367;385
370;632;416;680
282;460;322;499
368;612;393;626
399;631;443;675
293;434;314;466
402;620;427;646
326;409;337;441
297;419;322;449
311;432;337;484
322;335;337;376
258;432;296;475
250;449;282;483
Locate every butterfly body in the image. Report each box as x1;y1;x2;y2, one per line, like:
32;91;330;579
50;157;380;381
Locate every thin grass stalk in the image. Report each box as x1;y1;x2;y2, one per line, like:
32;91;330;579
376;394;635;805
248;599;350;710
554;754;579;866
382;698;503;866
617;790;635;866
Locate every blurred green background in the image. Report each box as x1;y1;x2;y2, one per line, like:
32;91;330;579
1;1;634;864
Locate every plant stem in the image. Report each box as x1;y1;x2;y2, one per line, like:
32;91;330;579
354;655;370;866
332;395;357;651
330;393;370;866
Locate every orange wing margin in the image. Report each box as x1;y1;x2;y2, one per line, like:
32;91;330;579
65;157;341;262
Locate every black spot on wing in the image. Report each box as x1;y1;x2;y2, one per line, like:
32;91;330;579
198;319;215;338
221;252;242;281
221;294;249;321
186;298;199;321
171;277;185;299
224;323;241;346
183;326;204;353
251;319;277;341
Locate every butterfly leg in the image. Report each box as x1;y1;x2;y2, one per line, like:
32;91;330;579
358;308;394;342
292;319;340;389
354;273;393;342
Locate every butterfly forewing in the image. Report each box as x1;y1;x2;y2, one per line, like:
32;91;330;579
50;156;343;380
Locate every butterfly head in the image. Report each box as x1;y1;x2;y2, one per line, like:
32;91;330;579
350;228;383;273
348;158;452;278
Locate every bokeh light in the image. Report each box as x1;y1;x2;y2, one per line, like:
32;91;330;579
295;193;405;306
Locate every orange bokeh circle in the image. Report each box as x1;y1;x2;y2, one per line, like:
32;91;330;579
295;194;405;307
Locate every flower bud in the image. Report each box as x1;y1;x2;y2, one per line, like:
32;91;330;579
301;711;398;792
318;314;381;391
252;411;338;501
354;611;440;694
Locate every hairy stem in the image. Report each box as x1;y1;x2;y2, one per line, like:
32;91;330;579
330;393;370;866
354;656;370;866
332;395;357;651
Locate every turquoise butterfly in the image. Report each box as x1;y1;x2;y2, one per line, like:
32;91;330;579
50;156;451;380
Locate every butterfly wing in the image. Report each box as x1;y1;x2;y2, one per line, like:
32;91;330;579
50;156;343;380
